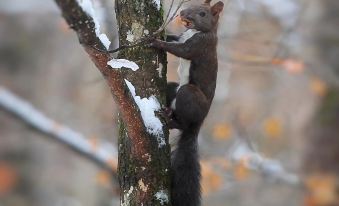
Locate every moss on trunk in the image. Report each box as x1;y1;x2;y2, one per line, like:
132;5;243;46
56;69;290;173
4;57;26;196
116;1;171;205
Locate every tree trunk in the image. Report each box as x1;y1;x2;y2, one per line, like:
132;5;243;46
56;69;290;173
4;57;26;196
115;1;171;205
54;0;171;205
303;0;339;205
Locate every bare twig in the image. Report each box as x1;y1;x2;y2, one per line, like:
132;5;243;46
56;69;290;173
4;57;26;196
0;86;118;172
163;0;176;30
98;0;190;54
225;115;301;186
229;138;300;186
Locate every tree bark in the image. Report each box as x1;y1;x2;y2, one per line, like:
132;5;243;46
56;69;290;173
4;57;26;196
54;0;171;205
115;1;171;205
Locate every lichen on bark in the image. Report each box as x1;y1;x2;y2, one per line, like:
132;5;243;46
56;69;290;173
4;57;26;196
116;0;171;205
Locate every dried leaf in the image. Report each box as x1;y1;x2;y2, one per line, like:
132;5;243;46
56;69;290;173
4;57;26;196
305;174;338;206
213;123;232;140
201;161;223;196
0;162;18;195
272;58;305;74
233;159;250;181
263;117;282;139
310;78;328;97
96;170;111;188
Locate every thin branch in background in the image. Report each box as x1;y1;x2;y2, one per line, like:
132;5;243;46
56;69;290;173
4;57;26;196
229;136;300;186
155;0;188;34
101;0;190;54
0;86;118;173
163;0;176;31
270;0;310;60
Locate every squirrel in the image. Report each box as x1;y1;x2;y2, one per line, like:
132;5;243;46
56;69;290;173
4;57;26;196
152;0;224;205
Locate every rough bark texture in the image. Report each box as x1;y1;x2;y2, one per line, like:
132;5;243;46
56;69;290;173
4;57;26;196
115;1;171;205
54;0;171;205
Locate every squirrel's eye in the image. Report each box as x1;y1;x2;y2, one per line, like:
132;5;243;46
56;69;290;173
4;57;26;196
199;11;206;17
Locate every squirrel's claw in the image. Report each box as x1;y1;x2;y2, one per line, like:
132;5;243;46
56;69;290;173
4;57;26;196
159;107;182;130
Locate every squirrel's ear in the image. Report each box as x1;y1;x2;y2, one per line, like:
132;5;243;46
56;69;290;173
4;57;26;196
204;0;212;4
211;1;224;16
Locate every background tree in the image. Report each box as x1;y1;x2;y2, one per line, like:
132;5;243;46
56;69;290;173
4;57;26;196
2;0;339;205
303;0;339;205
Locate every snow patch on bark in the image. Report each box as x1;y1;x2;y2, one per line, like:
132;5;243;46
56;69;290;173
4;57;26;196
76;0;111;49
107;59;139;71
153;0;161;10
124;79;166;147
155;190;169;205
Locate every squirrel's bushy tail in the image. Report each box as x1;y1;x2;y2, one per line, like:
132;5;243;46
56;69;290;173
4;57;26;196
171;127;201;206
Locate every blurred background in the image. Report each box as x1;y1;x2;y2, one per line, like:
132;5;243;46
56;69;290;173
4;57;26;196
1;0;339;206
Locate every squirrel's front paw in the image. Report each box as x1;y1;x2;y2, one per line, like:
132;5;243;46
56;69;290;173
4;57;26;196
158;107;181;129
159;107;173;121
149;39;163;49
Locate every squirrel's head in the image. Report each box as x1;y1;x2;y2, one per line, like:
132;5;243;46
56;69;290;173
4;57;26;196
180;0;224;32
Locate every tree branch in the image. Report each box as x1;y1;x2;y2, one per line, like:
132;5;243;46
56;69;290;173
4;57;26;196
54;0;152;160
229;139;300;186
95;0;190;54
54;0;171;205
0;86;118;172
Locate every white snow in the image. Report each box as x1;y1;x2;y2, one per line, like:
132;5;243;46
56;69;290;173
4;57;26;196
76;0;111;49
0;86;117;166
157;63;163;78
126;30;135;42
229;140;299;184
144;30;150;35
99;34;111;50
124;79;165;146
155;190;169;205
107;59;139;71
153;0;161;10
121;186;134;206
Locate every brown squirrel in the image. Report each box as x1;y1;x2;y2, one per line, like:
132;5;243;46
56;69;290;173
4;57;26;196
151;1;224;205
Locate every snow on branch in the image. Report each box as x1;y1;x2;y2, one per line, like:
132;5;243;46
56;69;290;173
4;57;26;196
229;140;300;185
55;0;156;164
76;0;111;49
0;86;118;172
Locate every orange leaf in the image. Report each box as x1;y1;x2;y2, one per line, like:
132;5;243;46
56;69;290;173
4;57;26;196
263;117;282;139
213;123;232;140
310;78;327;97
282;59;305;74
304;196;316;206
0;162;18;196
305;174;338;206
201;161;223;196
272;58;305;74
233;159;250;181
96;170;111;188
